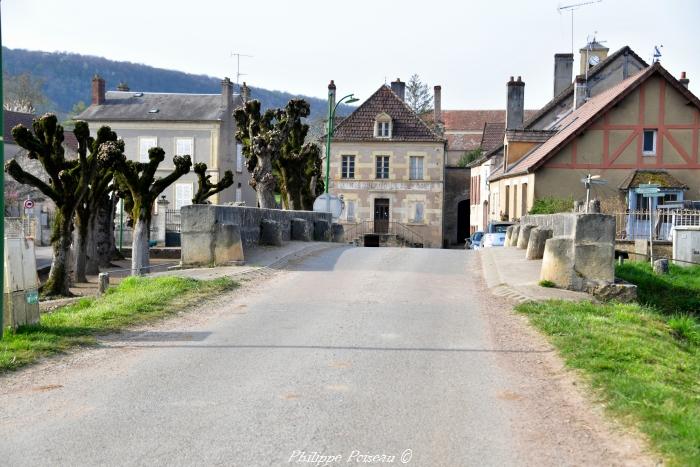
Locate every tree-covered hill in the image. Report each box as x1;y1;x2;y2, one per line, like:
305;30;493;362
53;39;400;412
3;47;347;121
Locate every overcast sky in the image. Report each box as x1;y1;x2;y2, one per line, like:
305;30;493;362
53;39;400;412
3;0;698;110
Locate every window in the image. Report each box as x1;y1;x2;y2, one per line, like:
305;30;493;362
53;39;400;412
345;200;356;221
378;122;390;137
376;156;390;179
175;137;194;159
139;137;157;162
341;155;355;179
236;143;244;173
175;183;193;210
409;156;424;180
643;130;657;156
413;202;424;223
374;113;392;138
235;183;242;202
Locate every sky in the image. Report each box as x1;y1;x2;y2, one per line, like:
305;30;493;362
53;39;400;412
3;0;699;110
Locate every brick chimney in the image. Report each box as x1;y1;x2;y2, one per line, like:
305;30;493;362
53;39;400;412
221;77;233;109
433;85;442;124
506;76;525;131
574;75;588;109
680;71;690;88
116;82;130;92
553;53;574;97
92;74;105;105
241;82;250;102
391;78;405;101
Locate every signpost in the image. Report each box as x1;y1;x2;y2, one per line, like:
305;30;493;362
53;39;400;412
637;184;663;264
580;174;607;212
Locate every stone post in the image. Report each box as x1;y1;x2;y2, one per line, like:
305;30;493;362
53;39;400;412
98;273;109;295
504;226;514;246
155;197;170;246
509;225;521;247
588;199;601;213
526;228;553;260
653;258;669;275
517;225;536;249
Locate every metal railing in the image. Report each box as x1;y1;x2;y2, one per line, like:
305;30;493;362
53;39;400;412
343;220;425;247
165;209;181;233
613;209;700;241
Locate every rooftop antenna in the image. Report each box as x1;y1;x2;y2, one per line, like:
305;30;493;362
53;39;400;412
231;52;253;91
558;0;603;54
652;45;663;63
584;32;607;80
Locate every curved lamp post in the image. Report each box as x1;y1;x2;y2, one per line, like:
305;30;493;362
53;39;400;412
324;80;358;213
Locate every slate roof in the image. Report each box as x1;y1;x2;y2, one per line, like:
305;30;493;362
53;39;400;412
331;85;443;142
4;110;35;144
77;91;242;122
619;170;688;190
490;62;700;181
524;45;648;129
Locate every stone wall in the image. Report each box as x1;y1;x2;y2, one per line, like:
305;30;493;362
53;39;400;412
520;213;577;237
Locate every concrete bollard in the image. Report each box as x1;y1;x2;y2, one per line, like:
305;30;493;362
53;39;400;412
504;226;514;246
291;218;313;242
588;199;601;213
260;219;283;246
314;220;331;241
331;223;345;243
526;228;553;260
508;225;521;247
517;225;537;249
653;258;669;275
98;273;110;295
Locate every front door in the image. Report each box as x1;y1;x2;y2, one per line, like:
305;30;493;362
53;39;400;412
374;198;389;233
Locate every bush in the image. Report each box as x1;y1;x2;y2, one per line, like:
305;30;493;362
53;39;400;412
528;197;574;215
538;279;556;288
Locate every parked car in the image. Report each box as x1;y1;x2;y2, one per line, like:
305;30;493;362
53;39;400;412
482;221;515;248
466;231;484;250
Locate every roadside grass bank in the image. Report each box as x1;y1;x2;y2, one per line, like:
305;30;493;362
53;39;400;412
616;262;700;315
516;299;700;466
0;276;237;372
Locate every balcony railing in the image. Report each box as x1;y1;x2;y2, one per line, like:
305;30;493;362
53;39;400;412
343;220;424;248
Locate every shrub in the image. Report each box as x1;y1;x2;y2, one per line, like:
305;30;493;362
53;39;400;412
529;197;574;215
539;279;556;288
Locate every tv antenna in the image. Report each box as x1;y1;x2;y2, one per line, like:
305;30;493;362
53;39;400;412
584;33;607;80
558;0;603;54
652;45;663;63
231;52;253;90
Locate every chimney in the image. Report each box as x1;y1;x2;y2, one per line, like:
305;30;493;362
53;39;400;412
391;78;405;101
680;71;690;88
221;77;233;110
91;74;105;105
574;75;588;109
433;85;442;124
328;79;337;108
553;53;574;97
241;82;250;102
506;76;525;131
116;82;130;92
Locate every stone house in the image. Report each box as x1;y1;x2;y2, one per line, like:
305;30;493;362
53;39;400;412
469;43;649;229
77;76;256;210
326;80;446;248
488;62;699;223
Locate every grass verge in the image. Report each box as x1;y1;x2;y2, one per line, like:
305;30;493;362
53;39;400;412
616;262;700;315
517;300;700;466
0;276;237;372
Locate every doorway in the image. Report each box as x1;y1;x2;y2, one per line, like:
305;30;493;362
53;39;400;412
374;198;389;233
457;200;470;244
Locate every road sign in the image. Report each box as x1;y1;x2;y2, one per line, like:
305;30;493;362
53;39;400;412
638;183;660;189
23;199;34;209
642;192;665;198
580;178;607;185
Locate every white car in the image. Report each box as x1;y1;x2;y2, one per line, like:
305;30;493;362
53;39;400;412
481;222;514;248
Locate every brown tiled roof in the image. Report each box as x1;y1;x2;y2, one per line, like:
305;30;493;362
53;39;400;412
524;45;648;129
4;110;35;145
331;85;442;142
619;170;688;190
491;62;700;181
442;109;537;131
480;122;505;152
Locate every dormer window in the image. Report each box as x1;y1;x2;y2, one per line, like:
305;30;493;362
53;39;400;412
374;113;392;138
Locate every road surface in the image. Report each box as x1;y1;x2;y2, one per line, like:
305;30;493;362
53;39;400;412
0;247;650;466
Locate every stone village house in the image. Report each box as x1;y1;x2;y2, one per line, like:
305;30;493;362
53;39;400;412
78;76;256;211
326;80;446;248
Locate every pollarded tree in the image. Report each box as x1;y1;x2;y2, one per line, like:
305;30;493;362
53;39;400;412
191;162;234;204
113;147;191;275
5;115;106;296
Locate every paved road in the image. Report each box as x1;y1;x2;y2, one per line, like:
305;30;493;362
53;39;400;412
0;247;646;466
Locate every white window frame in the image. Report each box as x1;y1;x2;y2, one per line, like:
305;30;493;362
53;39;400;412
174;137;194;160
345;199;356;221
139;136;157;162
409;156;424;180
642;129;657;156
341;155;355;179
374;116;392;138
175;183;193;210
375;155;390;179
236;143;244;173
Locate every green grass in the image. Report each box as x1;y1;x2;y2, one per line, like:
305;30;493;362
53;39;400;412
616;262;700;316
517;300;700;466
539;279;556;288
0;276;237;372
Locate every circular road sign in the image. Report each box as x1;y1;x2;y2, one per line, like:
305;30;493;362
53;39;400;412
24;199;35;210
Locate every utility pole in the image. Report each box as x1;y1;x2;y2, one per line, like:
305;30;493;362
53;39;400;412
558;0;603;54
231;52;253;91
0;0;5;337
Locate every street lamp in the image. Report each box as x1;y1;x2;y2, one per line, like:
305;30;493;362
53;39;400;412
324;80;358;214
0;1;5;338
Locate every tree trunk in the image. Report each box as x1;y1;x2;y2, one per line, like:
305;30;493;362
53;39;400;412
131;217;150;275
257;188;276;209
43;208;73;297
93;195;114;269
85;210;100;275
73;209;89;283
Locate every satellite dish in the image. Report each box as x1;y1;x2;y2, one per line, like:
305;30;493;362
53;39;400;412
313;193;344;222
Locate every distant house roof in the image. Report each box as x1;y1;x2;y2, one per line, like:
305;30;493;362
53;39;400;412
490;62;700;181
524;45;648;129
442;109;538;132
63;132;80;153
331;85;443;142
480;122;506;152
619;170;688;190
77;91;242;122
4;110;35;144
